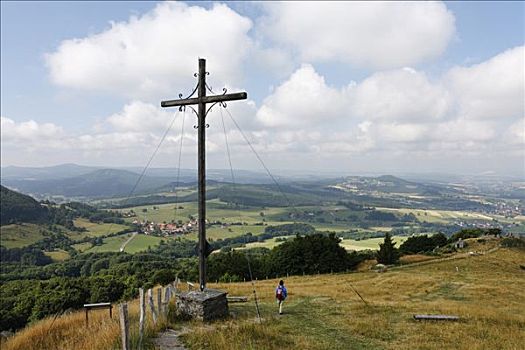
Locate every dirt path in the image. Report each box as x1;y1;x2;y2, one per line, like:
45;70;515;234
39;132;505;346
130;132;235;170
119;232;137;252
153;328;188;350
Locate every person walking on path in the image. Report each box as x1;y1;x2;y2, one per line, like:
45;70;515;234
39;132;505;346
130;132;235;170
275;280;288;315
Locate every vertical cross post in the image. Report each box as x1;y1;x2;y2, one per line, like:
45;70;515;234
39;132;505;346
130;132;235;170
197;58;207;291
161;58;247;292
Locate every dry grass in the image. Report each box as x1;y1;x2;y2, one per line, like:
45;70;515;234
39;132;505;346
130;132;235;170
3;287;167;350
4;244;524;350
184;246;525;350
2;309;119;350
399;254;438;264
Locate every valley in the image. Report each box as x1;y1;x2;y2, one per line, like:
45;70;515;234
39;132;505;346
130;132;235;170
1;165;524;348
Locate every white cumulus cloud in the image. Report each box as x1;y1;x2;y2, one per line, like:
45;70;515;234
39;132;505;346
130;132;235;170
259;1;456;69
253;46;524;161
352;68;451;122
107;100;177;132
446;46;525;120
1;116;64;142
256;64;350;127
46;2;253;99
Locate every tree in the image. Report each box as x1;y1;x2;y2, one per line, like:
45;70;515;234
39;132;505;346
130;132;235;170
152;269;175;286
399;233;447;254
272;233;351;275
376;233;399;264
431;232;447;247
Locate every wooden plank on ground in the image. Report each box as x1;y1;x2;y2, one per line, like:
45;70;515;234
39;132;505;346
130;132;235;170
414;314;460;321
227;296;248;303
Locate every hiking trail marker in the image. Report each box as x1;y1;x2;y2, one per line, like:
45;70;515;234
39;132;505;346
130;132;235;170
161;58;247;320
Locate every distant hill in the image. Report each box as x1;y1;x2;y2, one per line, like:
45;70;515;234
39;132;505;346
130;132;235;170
1;169;175;199
0;165;499;212
1;164;277;184
0;185;48;225
1;163;98;180
0;164;280;200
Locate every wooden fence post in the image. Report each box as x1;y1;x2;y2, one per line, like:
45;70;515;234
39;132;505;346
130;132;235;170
164;286;171;315
148;288;158;324
119;303;130;350
157;288;162;316
139;288;145;349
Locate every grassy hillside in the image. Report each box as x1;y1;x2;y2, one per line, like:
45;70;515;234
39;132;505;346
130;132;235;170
0;224;46;248
72;218;129;238
0;188;132;254
3;241;524;350
184;245;525;350
122;234;164;253
0;220;130;250
84;233;133;253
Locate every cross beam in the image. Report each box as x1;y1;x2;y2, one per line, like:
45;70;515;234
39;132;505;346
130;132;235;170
161;58;247;291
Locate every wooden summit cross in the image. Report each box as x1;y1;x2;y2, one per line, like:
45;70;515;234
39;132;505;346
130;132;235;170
161;58;247;292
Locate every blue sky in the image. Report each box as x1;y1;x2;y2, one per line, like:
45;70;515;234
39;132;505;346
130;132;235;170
1;1;524;175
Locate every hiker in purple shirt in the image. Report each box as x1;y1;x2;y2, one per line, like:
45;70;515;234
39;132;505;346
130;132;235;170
275;280;288;315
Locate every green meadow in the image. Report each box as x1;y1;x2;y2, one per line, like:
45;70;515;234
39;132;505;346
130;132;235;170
0;224;45;248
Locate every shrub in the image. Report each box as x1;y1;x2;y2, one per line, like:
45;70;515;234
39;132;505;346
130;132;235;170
501;237;525;249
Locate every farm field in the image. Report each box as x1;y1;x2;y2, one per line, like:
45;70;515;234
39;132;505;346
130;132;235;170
339;236;407;251
43;249;70;261
376;207;494;224
5;242;524;350
186;224;267;241
120;200;525;234
71;242;92;253
82;233;165;253
241;235;407;251
118;200;405;238
85;233;134;253
72;218;130;238
241;236;295;250
122;234;164;253
100;198;525;254
0;224;45;248
120;200;291;225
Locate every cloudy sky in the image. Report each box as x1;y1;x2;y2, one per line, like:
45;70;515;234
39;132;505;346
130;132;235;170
1;1;524;176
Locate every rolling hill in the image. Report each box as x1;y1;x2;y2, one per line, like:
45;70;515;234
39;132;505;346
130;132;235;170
2;169;173;199
1;163;97;180
0;185;48;225
1;164;512;214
